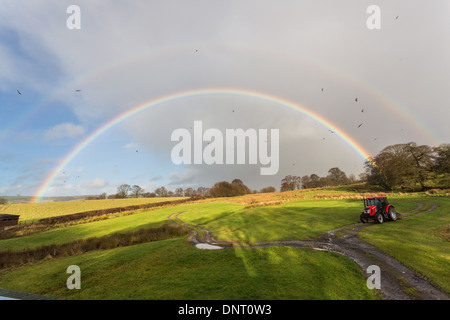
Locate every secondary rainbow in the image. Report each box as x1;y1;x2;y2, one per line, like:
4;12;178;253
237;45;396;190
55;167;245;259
4;44;442;148
32;88;374;203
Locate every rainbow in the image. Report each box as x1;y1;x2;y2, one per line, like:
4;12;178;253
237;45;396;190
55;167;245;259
31;88;375;203
3;43;444;147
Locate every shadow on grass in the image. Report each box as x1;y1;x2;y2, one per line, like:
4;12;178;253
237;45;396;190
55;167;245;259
0;224;189;269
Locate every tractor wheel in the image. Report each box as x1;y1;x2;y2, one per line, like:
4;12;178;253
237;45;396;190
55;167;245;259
360;213;368;223
375;213;384;224
388;207;397;221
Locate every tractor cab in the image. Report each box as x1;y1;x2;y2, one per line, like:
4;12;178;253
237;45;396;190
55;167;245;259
364;197;387;211
360;196;398;224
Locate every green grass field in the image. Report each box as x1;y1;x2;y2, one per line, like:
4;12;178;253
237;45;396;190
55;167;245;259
0;189;448;299
178;199;421;243
359;197;450;293
1;199;419;252
0;197;184;223
0;203;224;252
0;237;380;300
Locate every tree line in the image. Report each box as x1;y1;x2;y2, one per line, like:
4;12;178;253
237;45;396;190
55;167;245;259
84;141;450;200
364;142;449;191
280;167;359;191
279;142;449;192
7;141;443;203
86;184;211;199
87;178;277;200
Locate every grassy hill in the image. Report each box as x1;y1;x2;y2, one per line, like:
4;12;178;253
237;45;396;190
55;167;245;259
0;186;448;300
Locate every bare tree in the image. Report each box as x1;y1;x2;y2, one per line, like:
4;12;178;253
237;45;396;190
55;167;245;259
130;185;145;198
184;187;196;197
301;175;311;189
280;175;301;191
154;186;168;197
116;184;131;198
348;173;357;184
174;188;184;197
196;187;210;196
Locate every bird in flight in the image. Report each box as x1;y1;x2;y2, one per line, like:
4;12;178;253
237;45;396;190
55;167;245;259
358;123;363;128
321;88;324;92
361;109;364;112
75;89;81;92
355;97;358;102
396;16;399;20
17;90;21;95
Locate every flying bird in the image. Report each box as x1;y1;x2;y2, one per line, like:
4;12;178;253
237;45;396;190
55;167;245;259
321;88;324;92
358;123;363;128
17;90;21;95
361;109;364;112
355;97;358;102
75;89;81;92
396;16;399;20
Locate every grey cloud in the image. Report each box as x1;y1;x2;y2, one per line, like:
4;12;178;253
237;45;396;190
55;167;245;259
1;0;448;195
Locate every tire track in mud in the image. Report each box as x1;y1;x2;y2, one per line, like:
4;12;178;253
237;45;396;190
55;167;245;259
168;202;449;300
168;211;217;245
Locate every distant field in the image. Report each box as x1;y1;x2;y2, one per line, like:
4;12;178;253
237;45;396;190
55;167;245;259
0;197;185;223
0;196;87;204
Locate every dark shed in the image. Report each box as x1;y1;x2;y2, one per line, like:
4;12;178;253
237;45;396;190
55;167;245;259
0;214;20;228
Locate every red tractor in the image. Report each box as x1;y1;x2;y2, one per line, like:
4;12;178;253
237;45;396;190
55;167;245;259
360;196;398;224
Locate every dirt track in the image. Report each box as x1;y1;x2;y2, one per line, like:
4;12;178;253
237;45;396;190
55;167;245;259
169;202;449;300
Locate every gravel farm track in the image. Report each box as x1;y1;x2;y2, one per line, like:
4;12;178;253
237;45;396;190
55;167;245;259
168;202;449;300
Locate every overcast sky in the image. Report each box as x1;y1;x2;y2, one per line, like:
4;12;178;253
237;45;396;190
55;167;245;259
0;0;449;197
